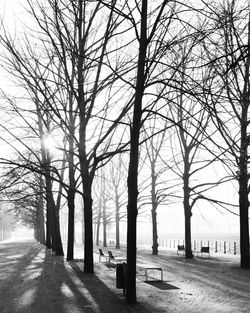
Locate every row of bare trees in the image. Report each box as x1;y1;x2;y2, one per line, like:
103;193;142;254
0;0;250;304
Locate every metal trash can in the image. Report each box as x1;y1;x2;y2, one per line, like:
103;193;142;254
116;263;124;288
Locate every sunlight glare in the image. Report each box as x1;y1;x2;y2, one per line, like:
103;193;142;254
42;134;57;152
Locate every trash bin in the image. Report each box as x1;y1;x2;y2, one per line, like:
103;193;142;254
116;263;124;288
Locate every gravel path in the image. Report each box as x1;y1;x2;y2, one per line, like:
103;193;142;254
0;239;249;312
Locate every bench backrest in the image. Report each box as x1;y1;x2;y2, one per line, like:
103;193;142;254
99;248;104;256
108;250;114;259
201;247;209;253
177;245;185;250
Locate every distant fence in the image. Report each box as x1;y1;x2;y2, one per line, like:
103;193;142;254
137;237;240;255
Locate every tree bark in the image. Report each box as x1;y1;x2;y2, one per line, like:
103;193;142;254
151;208;158;255
37;174;45;244
126;0;147;304
46;208;52;249
238;13;250;269
83;189;94;273
66;134;76;261
67;186;75;260
103;204;107;247
43;157;64;256
95;209;101;246
239;111;250;268
151;166;158;255
183;159;193;259
115;186;120;249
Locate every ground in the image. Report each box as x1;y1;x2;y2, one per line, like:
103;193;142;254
0;239;250;313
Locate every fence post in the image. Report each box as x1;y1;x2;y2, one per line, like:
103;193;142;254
234;242;236;255
224;241;226;254
215;241;217;253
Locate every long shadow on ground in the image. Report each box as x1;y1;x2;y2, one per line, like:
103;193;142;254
69;261;155;313
0;240;44;313
0;240;158;313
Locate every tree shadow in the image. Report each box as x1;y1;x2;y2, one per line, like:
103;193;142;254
145;281;179;290
68;261;155;313
0;240;45;313
0;240;157;312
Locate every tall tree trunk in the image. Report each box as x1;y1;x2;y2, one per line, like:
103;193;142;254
37;175;45;244
45;176;54;250
239;111;250;268
184;208;192;258
126;0;147;304
239;171;250;268
115;187;120;249
67;137;76;261
96;209;101;246
79;133;94;272
151;166;158;255
83;187;94;273
77;1;94;274
103;206;107;247
79;141;94;272
81;212;85;244
44;161;64;256
239;14;250;269
54;199;64;256
46;207;52;249
67;186;75;260
183;159;193;259
151;206;158;255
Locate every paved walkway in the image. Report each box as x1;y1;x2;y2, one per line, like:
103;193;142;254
0;239;250;312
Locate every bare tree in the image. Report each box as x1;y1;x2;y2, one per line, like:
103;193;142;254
1;0;132;269
109;154;127;249
124;0;178;304
142;119;171;255
201;0;250;268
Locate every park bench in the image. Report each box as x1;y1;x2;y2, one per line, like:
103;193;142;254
98;248;109;262
138;263;163;282
108;250;126;264
193;246;210;258
177;244;185;255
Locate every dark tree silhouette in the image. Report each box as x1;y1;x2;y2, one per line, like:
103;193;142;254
201;1;250;268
